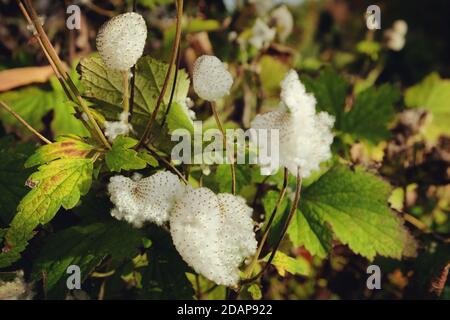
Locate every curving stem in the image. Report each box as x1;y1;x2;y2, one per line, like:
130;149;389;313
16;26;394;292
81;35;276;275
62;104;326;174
210;101;236;195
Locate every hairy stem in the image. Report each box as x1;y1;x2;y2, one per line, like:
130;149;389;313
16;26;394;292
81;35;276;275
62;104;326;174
138;0;183;147
0;101;52;144
210;101;236;195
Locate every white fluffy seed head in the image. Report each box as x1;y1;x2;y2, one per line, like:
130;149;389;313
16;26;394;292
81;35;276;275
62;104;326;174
249;18;276;50
104;111;133;142
0;270;34;300
96;12;147;71
271;5;293;42
108;171;185;227
251;69;335;178
250;0;274;16
393;20;408;36
170;187;257;286
384;20;408;51
192;55;233;101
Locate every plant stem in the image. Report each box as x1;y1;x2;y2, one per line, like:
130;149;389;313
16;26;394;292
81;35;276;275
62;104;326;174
0;101;52;144
16;0;70;99
195;274;202;300
203;284;218;295
210;101;236;195
122;70;130;120
138;0;183;147
128;0;137;123
128;66;136;122
259;169;302;279
16;0;98;140
19;0;111;149
83;1;114;17
243;168;288;278
144;146;189;184
160;46;181;128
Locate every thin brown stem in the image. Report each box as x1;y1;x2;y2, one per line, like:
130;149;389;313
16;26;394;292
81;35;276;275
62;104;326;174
203;284;218;295
195;274;202;300
144;146;188;184
259;169;302;278
243;169;288;278
0;101;52;144
20;0;111;149
122;71;130;119
83;1;115;17
128;65;136;122
128;0;138;122
160;45;181;128
210;101;236;195
138;0;183;147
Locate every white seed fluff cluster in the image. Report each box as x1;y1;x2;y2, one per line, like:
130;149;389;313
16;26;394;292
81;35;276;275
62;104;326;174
108;171;257;286
170;187;257;286
249;18;276;50
192;55;234;101
104;111;133;142
250;0;275;16
384;20;408;52
26;15;45;36
0;270;34;300
108;171;185;227
251;69;335;178
271;5;294;42
96;12;147;71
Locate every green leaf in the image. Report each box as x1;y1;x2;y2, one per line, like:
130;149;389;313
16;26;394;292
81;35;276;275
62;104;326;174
137;150;158;167
0;137;35;225
5;158;93;247
127;0;172;9
140;227;194;299
405;73;450;141
288;165;417;260
0;76;89;138
0;87;52;133
32;221;143;298
342;84;400;143
0;140;95;267
163;19;220;51
215;164;252;194
51;100;90;137
80;55;193;154
166;102;195;134
288;207;333;259
80;55;190;124
301;69;349;128
405;73;441;107
247;284;262;300
356;40;381;60
186;273;226;300
301;70;400;144
105;136;147;172
260;55;289;96
263;251;311;277
25;135;95;168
